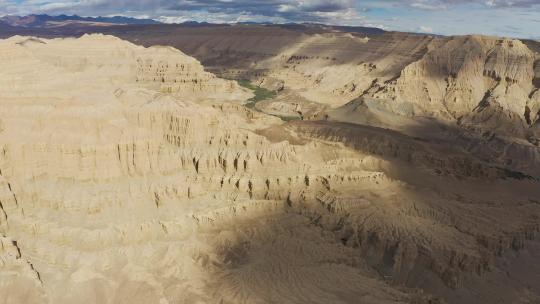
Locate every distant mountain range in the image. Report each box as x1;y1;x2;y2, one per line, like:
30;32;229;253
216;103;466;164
0;14;161;27
0;15;386;35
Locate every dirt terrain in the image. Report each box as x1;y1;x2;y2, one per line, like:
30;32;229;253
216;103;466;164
0;22;539;304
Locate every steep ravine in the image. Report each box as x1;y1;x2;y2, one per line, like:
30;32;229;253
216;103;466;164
0;34;539;304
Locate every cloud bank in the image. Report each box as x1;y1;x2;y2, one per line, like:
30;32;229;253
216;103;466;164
0;0;539;38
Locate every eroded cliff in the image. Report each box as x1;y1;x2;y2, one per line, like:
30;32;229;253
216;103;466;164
0;34;539;304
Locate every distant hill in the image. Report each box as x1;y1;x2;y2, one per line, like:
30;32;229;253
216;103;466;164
278;23;385;36
0;14;161;27
0;15;385;37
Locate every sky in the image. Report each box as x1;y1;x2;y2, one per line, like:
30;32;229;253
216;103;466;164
0;0;539;39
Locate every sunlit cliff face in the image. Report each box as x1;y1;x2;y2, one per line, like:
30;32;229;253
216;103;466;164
0;33;539;304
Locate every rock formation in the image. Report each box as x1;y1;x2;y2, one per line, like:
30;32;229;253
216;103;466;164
0;34;539;304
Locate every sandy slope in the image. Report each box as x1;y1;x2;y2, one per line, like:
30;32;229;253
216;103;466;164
0;34;539;304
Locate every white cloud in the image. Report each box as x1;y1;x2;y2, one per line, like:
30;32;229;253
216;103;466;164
419;25;434;33
0;0;538;38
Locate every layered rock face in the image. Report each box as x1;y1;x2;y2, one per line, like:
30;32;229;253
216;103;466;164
208;30;539;176
244;34;539;138
116;26;537;143
0;34;539;304
367;36;539;133
2;24;536;139
250;32;431;107
5;24;537;142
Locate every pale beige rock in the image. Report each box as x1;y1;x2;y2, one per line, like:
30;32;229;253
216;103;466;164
0;34;539;304
243;33;539;144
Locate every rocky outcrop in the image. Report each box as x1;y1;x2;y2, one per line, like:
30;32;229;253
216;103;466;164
250;32;433;107
0;34;539;304
118;27;539;144
381;37;536;128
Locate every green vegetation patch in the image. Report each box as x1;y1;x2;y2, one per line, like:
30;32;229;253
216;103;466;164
237;79;277;108
235;78;300;122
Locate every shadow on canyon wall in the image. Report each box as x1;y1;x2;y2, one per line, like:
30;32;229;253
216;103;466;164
207;108;540;303
2;25;540;304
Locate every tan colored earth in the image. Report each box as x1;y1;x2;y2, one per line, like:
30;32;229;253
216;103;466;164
0;33;539;304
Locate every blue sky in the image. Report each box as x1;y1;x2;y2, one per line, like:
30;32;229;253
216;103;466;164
0;0;539;38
